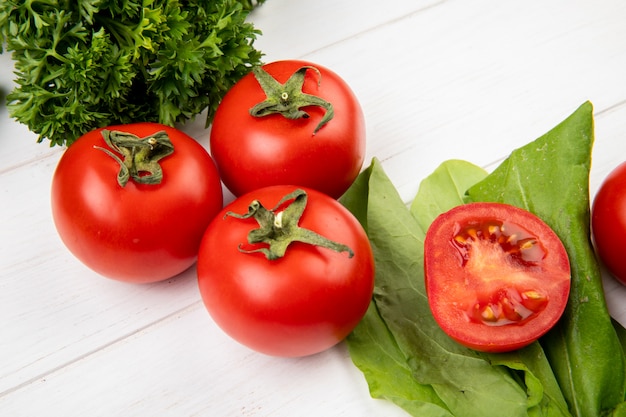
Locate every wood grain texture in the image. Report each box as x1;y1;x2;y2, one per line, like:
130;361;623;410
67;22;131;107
2;1;626;415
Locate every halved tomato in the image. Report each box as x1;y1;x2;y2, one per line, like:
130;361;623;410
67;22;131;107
424;202;571;352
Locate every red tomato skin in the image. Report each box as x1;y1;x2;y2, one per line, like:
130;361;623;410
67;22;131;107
197;185;375;357
51;123;223;283
210;60;366;199
424;202;571;353
592;162;626;285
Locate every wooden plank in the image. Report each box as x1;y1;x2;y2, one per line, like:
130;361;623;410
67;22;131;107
0;151;204;393
0;0;439;168
295;0;626;202
250;0;443;61
0;303;408;417
2;0;626;415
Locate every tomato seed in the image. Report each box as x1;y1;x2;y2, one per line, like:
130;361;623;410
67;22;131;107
521;290;549;311
453;219;546;267
470;287;544;326
454;235;468;244
479;305;498;322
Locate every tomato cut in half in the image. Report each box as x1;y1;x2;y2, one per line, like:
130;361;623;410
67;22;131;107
424;202;571;352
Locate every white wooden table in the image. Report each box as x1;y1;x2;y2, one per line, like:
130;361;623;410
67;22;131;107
3;1;626;415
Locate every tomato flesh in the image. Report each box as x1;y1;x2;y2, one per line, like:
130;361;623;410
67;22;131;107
424;202;570;352
454;219;549;326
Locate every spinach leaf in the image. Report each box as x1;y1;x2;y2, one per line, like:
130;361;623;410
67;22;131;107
347;302;454;417
467;101;626;416
344;101;626;417
344;165;454;417
410;159;571;417
409;159;488;233
343;159;562;417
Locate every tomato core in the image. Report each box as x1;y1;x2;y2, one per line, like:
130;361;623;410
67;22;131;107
452;219;549;326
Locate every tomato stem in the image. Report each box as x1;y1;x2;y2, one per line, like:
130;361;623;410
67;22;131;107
94;130;174;187
249;66;334;135
225;189;354;260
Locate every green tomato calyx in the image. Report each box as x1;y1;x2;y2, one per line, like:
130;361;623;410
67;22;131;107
225;189;354;260
249;66;334;135
94;130;174;187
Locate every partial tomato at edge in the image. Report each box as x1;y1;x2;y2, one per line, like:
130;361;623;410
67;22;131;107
210;60;366;199
592;161;626;285
51;122;223;283
196;185;375;357
424;202;571;352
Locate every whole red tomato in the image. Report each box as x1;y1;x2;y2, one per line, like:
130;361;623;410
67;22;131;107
51;123;223;283
424;202;571;352
592;162;626;284
196;185;375;357
210;60;366;199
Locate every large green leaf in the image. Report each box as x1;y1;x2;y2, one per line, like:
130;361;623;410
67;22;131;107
343;159;565;416
347;302;454;417
344;163;453;417
344;101;625;416
467;101;626;416
410;159;570;417
409;159;488;233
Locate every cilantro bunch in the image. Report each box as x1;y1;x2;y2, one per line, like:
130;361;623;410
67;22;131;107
0;0;265;146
